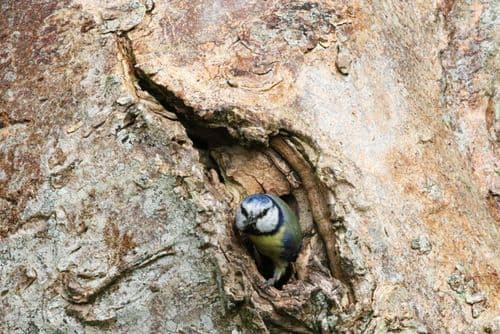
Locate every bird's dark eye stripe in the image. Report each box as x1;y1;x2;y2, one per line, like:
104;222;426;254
256;207;270;219
241;206;248;217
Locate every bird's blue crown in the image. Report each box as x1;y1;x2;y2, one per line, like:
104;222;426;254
242;194;272;206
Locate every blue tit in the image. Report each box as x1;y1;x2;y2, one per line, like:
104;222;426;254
235;194;302;287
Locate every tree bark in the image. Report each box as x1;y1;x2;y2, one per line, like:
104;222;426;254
1;0;498;333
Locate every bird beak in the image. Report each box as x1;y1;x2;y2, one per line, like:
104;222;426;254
244;219;256;232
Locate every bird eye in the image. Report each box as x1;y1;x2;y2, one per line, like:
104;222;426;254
241;206;248;217
262;208;269;216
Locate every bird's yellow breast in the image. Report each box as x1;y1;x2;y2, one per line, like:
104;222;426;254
248;225;286;261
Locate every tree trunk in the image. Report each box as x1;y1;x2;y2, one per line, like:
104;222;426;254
1;0;498;333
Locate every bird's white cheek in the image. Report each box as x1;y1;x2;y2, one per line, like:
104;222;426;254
256;208;279;233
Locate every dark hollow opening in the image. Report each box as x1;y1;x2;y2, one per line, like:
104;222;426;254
135;65;298;289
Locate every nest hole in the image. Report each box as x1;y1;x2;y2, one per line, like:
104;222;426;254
135;65;307;290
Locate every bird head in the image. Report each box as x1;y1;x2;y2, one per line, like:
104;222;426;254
235;194;280;234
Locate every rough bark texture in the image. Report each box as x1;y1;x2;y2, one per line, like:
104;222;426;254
1;0;498;333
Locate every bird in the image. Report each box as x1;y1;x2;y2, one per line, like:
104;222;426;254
235;193;302;287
